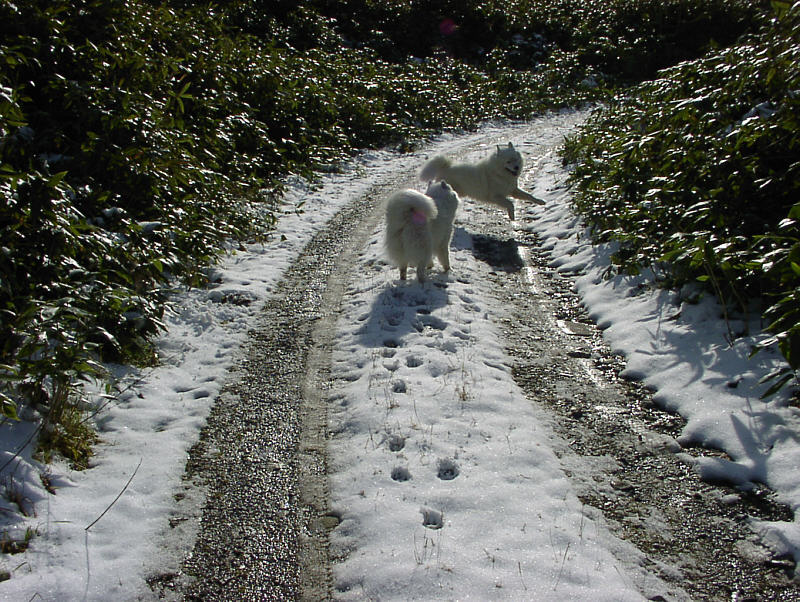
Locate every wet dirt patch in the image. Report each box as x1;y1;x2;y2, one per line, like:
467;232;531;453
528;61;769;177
471;218;800;601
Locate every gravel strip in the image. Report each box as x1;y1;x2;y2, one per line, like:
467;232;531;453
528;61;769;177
149;175;406;600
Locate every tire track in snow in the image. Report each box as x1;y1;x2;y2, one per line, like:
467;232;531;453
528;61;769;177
154;128;517;600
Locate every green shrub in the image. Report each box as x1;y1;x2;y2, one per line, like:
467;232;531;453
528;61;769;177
0;0;278;427
0;0;767;441
303;0;759;79
562;3;799;393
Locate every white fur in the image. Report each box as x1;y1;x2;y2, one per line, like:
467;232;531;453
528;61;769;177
385;181;459;283
418;142;544;221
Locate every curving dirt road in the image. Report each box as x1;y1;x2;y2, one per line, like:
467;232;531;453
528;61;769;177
149;115;798;601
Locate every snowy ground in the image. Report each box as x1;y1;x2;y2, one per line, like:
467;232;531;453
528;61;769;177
1;111;798;600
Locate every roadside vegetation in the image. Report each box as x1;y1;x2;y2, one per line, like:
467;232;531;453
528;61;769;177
562;1;799;396
0;0;771;464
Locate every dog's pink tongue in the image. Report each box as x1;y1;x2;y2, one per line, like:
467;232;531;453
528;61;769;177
411;209;427;225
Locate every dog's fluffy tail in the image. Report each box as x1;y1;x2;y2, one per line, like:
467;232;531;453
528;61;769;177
385;189;437;232
385;190;437;270
418;155;451;183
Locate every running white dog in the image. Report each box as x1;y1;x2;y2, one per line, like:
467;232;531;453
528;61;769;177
384;180;459;283
418;142;544;221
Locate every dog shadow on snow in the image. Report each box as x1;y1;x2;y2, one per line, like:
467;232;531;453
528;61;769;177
356;276;450;349
356;227;523;348
358;276;449;349
453;226;525;272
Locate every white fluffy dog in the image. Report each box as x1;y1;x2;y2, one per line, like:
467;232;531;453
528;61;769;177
418;142;544;221
385;180;459;283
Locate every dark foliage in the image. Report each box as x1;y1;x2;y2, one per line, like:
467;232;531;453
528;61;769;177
562;2;799;395
0;0;766;431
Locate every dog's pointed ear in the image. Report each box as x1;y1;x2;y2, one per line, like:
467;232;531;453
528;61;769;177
508;142;514;149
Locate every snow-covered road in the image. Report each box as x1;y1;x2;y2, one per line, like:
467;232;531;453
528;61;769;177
1;110;799;600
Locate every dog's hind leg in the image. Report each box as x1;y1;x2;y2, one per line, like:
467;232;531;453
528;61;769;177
416;261;428;283
399;264;408;280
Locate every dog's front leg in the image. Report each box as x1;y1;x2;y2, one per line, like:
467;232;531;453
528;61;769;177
511;187;546;206
436;246;451;272
495;197;516;221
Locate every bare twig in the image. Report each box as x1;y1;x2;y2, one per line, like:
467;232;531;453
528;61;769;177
553;542;571;590
85;458;142;531
0;424;41;475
